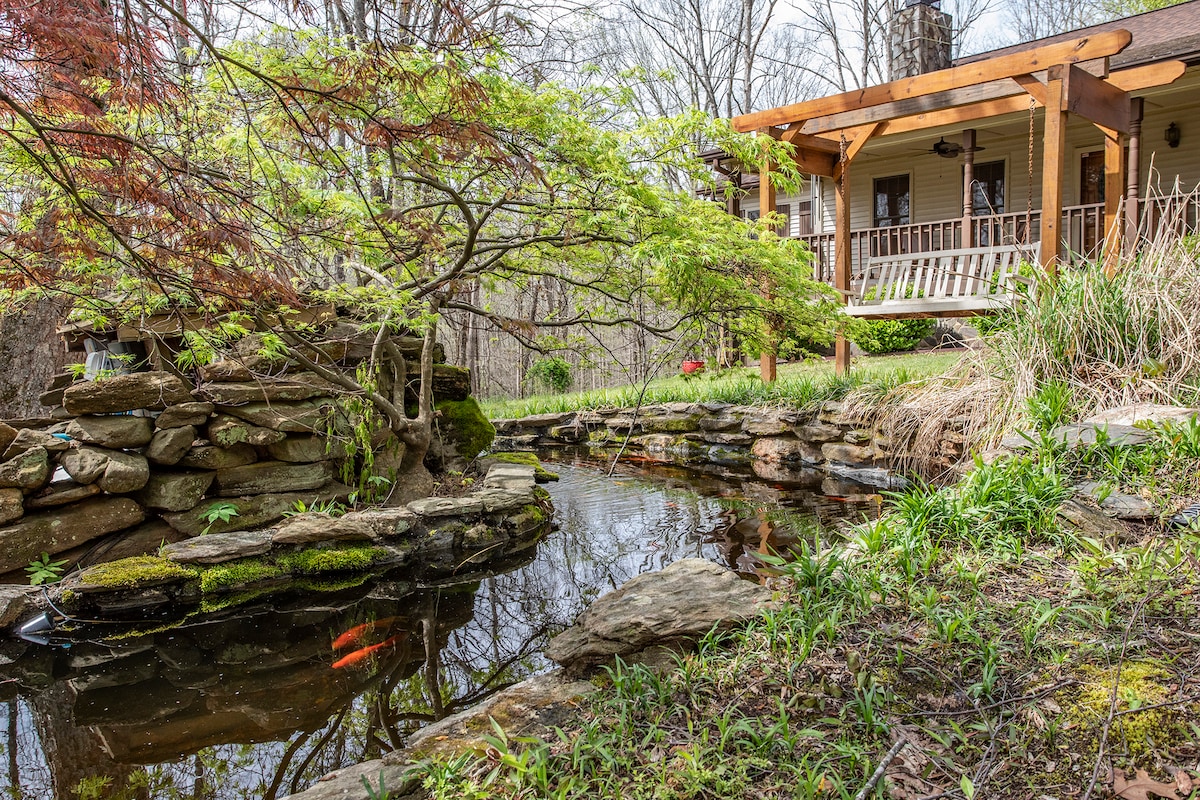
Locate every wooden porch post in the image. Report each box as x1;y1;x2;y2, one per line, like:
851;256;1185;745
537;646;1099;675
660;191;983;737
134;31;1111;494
759;153;778;383
1102;126;1126;276
1124;98;1143;256
962;129;976;248
834;159;852;376
1039;67;1069;278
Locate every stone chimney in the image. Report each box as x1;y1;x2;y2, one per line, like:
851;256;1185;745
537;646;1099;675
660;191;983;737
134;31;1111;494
889;0;952;81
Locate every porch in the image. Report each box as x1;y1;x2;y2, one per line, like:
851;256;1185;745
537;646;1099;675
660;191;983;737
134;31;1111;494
797;193;1200;286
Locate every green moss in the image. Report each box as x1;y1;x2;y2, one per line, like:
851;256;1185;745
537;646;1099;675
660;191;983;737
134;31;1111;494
1069;661;1182;758
78;556;196;589
489;451;560;482
198;561;285;593
199;586;282;614
436;398;495;458
276;544;388;576
293;573;374;593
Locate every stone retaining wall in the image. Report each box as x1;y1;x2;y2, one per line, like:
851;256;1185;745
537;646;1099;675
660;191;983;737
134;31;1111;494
494;401;970;488
0;335;476;582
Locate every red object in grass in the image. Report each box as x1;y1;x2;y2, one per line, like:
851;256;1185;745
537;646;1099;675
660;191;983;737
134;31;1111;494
681;360;705;374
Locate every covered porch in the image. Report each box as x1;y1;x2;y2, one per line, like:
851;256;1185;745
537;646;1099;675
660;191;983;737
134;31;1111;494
731;28;1191;374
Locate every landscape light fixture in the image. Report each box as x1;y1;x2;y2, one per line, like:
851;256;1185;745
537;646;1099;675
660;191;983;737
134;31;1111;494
1166;122;1181;148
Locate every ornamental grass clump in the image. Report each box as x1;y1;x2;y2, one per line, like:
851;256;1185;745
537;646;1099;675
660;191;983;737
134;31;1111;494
848;206;1200;476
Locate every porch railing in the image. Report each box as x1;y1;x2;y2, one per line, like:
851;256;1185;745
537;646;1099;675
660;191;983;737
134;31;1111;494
799;195;1200;284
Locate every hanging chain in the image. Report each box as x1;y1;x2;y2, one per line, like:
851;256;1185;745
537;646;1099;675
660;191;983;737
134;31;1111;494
1026;95;1036;245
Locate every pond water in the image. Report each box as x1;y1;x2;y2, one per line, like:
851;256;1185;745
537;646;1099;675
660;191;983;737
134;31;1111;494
0;456;883;799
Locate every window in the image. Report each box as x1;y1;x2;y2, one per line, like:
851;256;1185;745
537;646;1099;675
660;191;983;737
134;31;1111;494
795;199;813;236
873;175;910;228
969;161;1005;216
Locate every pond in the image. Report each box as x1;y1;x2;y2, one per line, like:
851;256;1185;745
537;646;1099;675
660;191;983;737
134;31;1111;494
0;455;883;799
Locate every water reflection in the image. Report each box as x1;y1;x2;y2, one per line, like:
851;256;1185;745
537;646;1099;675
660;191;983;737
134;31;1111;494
0;457;882;799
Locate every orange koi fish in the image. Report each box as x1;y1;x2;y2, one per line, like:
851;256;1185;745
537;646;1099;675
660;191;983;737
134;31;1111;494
331;635;401;669
331;617;400;651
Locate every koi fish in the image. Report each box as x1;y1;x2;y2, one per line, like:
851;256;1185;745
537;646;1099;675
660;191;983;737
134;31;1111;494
331;617;400;651
331;635;401;669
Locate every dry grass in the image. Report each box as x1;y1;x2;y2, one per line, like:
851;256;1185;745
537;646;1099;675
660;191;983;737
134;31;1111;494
845;205;1200;479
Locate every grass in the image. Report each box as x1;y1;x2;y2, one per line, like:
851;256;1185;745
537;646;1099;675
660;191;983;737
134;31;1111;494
850;226;1200;476
400;429;1200;799
480;350;964;419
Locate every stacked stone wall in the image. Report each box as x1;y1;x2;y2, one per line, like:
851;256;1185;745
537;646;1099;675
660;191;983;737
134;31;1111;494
495;401;971;487
0;333;475;582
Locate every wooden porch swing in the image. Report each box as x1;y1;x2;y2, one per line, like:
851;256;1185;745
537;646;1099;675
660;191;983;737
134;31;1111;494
733;29;1186;374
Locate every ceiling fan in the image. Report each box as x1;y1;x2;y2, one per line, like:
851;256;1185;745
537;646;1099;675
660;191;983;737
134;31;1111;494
927;137;985;158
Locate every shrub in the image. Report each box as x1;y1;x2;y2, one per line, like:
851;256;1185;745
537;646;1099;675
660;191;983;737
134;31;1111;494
848;316;935;354
526;356;572;393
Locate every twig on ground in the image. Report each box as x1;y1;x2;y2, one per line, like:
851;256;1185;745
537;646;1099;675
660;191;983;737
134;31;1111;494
853;738;907;800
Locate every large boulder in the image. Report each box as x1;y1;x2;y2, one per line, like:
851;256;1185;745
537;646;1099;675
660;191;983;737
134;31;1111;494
138;471;215;512
64;415;154;449
0;496;145;573
212;461;329;497
0;446;50;491
545;558;774;667
62;371;194;415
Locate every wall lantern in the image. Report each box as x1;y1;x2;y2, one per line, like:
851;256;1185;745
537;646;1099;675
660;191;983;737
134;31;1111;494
1165;122;1181;148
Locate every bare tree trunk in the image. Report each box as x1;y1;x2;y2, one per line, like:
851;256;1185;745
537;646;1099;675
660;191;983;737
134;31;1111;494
0;297;69;419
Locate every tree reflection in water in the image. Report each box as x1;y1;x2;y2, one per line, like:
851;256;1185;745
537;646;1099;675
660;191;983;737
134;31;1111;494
0;458;880;799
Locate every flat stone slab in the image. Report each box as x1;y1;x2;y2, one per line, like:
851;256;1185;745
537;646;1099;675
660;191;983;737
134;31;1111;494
196;374;339;405
177;443;258;470
473;488;536;513
155;402;214;429
162;530;274;564
406;496;486;517
271;513;376;545
213;461;329;497
1057;498;1128;540
64;415;154;449
546;558;774;666
1003;423;1153;450
62;371;194;415
1076;482;1157;520
219;400;335;433
3;428;71;459
1084;404;1199;427
482;463;536;491
25;480;103;510
0;497;145;573
162;484;353;536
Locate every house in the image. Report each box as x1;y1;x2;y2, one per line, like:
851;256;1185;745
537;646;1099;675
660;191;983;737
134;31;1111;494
720;0;1200;373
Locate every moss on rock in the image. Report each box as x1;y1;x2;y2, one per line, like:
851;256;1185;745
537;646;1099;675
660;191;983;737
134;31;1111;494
198;561;285;593
487;451;559;482
78;556;196;590
276;544;388;575
436;398;495;458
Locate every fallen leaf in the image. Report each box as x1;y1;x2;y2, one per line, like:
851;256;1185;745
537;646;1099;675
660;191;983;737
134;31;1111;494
1112;768;1183;800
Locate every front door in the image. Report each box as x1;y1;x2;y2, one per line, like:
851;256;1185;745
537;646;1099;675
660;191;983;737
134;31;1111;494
1080;150;1104;253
